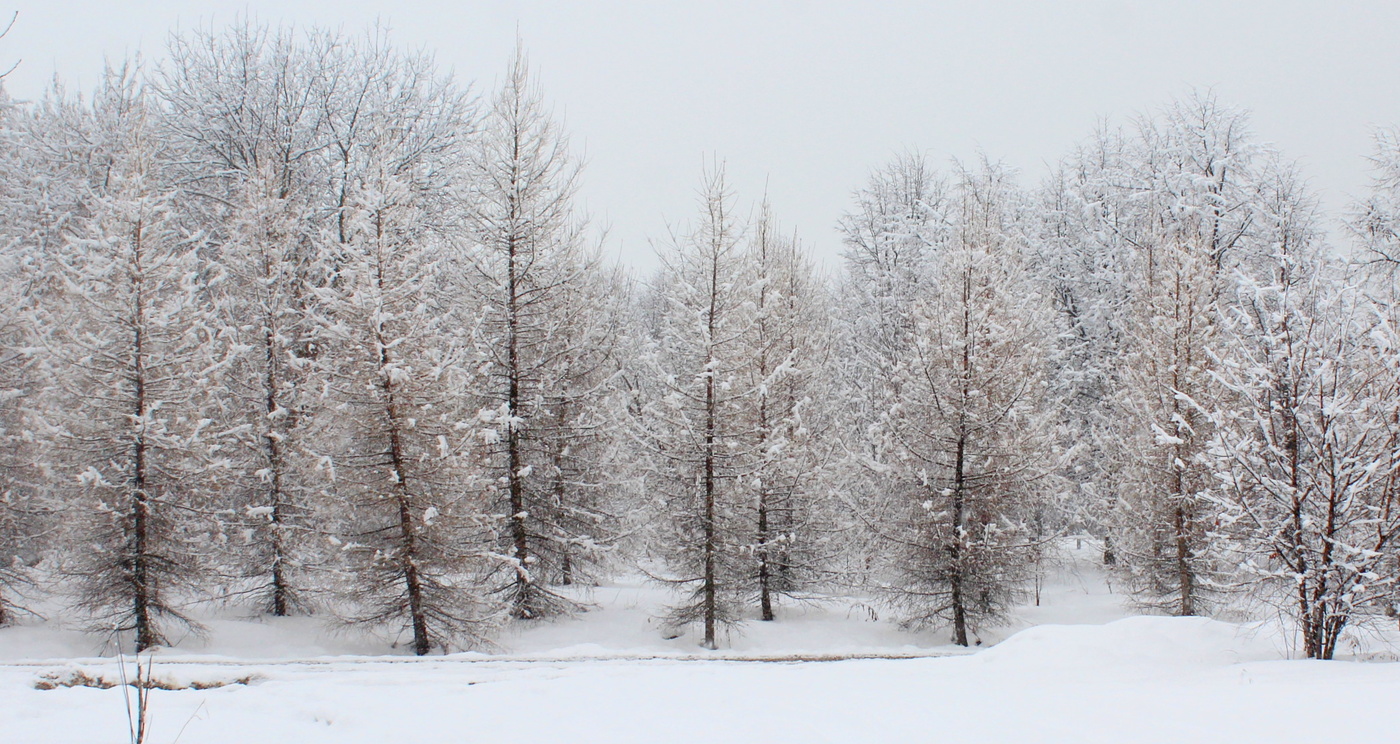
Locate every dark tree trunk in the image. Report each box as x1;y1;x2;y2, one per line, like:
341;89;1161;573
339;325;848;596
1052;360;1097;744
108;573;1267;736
758;494;773;622
703;367;718;649
263;325;291;617
384;370;429;656
1173;498;1195;617
701;249;721;650
949;433;968;648
376;233;430;656
130;227;159;653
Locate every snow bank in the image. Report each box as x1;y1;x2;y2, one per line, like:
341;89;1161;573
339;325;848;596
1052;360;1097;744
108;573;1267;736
978;615;1281;669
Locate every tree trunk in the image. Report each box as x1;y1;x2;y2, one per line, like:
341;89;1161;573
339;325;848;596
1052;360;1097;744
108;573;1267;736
376;231;430;656
130;226;158;653
263;325;291;617
1173;500;1195;617
949;432;969;648
703;366;718;649
758;494;773;622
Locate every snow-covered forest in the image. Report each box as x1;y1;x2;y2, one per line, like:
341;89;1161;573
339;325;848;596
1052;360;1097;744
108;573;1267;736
3;20;1400;669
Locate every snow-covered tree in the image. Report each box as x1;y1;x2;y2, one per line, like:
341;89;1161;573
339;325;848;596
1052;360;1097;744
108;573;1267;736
640;164;760;649
43;68;216;651
1212;250;1400;658
834;151;954;584
868;161;1057;645
0;96;45;625
1101;95;1273;616
316;156;495;655
459;47;624;619
1352;127;1400;283
744;203;840;620
156;21;336;616
1034;127;1138;552
302;40;491;654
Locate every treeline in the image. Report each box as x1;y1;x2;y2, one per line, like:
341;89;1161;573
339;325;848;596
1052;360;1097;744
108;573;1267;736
0;22;1398;660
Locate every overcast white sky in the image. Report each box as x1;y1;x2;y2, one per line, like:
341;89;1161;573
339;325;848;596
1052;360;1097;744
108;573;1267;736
5;1;1399;270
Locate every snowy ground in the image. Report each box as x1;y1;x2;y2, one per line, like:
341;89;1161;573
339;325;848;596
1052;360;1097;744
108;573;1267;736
4;541;1399;743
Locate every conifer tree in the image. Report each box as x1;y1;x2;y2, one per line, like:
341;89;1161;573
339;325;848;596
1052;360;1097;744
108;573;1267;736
871;161;1057;645
744;204;839;620
459;47;623;619
316;157;495;655
640;164;759;649
44;68;214;651
156;22;336;615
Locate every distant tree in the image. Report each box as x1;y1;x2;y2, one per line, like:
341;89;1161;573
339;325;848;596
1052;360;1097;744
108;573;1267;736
744;203;840;620
1034;127;1137;557
835;151;953;584
1352;127;1400;280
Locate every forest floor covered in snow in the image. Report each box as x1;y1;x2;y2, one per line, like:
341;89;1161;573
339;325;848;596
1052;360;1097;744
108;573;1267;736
4;542;1399;743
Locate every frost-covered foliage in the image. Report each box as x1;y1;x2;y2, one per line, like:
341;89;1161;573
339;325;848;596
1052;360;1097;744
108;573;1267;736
1352;127;1400;274
849;160;1059;645
41;67;217;651
458;48;628;620
6;18;1400;659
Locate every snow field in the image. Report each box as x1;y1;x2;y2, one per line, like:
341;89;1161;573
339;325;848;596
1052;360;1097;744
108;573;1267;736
4;620;1400;744
3;541;1399;743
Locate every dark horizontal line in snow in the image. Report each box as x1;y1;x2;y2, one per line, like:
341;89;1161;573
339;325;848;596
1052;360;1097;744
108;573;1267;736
3;650;973;670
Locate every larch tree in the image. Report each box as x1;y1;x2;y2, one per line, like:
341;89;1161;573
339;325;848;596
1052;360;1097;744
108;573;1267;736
1034;127;1138;556
527;260;634;591
0;85;48;625
459;47;621;619
1105;94;1267;616
872;161;1057;646
155;22;337;616
640;164;759;649
744;203;839;620
309;40;493;654
835;151;953;585
43;67;216;651
316;153;495;655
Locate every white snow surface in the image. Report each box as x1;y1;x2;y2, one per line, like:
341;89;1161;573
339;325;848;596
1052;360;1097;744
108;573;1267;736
3;542;1398;742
